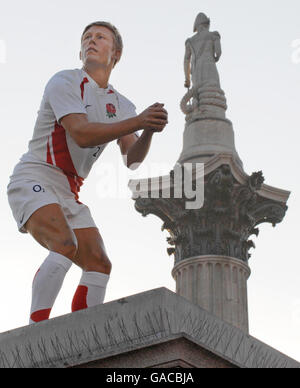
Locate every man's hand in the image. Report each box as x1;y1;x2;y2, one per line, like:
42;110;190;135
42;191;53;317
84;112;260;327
137;103;168;133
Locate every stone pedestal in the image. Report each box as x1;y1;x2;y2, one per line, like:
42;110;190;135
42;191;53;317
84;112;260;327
172;255;251;332
179;82;243;169
1;288;299;368
177;118;243;169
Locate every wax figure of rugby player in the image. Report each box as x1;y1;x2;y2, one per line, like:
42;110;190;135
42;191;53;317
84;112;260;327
7;21;168;324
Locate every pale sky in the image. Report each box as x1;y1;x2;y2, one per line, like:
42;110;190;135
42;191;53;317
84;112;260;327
0;0;300;362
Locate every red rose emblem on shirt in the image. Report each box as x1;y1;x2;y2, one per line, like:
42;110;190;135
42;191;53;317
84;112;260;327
106;103;117;118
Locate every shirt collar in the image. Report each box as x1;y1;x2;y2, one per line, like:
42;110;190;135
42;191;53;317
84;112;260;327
81;68;114;95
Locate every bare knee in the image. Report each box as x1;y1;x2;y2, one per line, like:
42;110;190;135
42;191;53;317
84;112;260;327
51;237;78;260
83;251;112;275
25;203;79;260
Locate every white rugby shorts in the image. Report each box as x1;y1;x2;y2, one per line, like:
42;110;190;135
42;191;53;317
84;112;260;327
7;162;97;234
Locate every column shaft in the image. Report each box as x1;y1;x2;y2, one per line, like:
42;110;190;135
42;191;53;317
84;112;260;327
172;255;251;332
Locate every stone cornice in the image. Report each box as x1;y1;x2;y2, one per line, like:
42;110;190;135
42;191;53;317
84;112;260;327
202;153;290;204
128;153;290;205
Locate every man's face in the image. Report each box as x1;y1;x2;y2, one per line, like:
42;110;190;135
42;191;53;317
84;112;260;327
80;25;120;68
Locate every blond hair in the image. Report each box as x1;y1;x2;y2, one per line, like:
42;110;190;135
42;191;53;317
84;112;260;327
81;21;123;66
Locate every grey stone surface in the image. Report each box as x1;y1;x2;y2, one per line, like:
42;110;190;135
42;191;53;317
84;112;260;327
129;151;289;333
202;154;290;204
74;337;237;368
0;288;299;368
179;9;243;170
182;13;228;127
172;256;250;332
127;13;292;366
177;118;243;168
184;12;222;90
131;162;288;265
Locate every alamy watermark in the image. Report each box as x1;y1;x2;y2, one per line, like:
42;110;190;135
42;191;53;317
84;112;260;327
0;40;6;64
95;157;204;210
291;39;300;64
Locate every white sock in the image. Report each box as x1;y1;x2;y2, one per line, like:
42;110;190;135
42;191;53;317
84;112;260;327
29;251;73;324
72;271;110;311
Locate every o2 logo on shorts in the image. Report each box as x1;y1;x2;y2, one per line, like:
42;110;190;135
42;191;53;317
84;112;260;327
32;184;45;193
93;146;101;158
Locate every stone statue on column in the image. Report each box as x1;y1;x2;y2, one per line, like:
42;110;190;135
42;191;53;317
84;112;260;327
128;12;290;334
184;13;221;90
181;12;227;122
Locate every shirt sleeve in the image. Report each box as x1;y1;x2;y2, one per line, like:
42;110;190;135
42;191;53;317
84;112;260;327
121;99;137;121
45;73;87;124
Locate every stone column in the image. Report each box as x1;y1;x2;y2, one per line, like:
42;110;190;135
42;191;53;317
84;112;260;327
129;163;289;334
172;255;251;332
128;12;290;336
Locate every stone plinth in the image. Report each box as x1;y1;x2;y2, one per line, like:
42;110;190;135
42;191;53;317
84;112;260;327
177;118;243;168
172;255;251;332
0;288;299;368
74;337;236;368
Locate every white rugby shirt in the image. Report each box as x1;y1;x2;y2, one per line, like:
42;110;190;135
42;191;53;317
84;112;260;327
18;68;140;199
